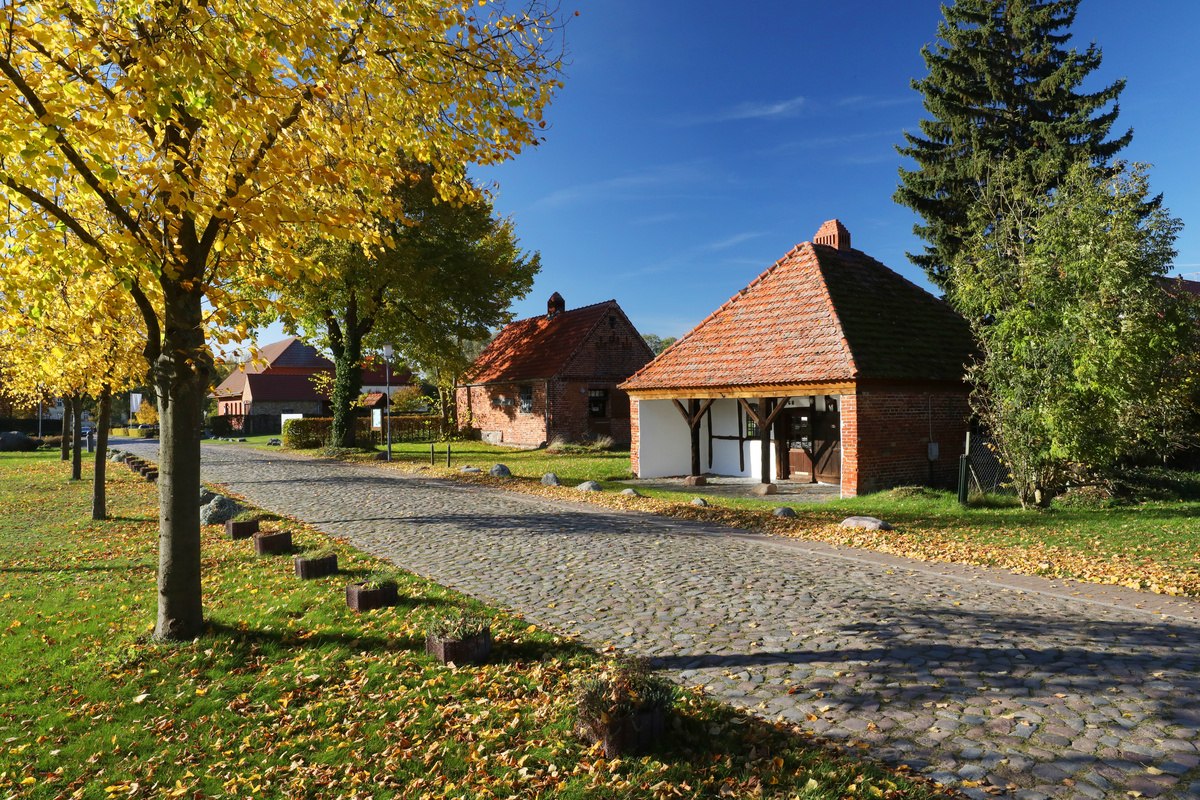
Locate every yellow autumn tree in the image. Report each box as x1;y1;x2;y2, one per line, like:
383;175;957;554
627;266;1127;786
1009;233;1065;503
0;0;562;640
0;272;148;519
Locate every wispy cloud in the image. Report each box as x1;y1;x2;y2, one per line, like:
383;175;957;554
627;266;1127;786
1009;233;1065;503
531;161;709;209
835;94;917;111
673;96;807;126
617;232;765;279
717;96;806;121
701;231;764;252
758;129;899;157
630;212;685;227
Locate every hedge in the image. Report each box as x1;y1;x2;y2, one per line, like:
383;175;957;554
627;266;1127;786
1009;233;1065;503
282;417;375;449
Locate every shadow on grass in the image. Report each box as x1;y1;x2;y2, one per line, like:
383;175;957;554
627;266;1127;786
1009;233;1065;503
0;561;154;574
207;619;422;653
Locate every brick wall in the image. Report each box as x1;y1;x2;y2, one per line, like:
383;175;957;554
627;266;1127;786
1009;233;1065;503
844;387;969;496
456;383;548;447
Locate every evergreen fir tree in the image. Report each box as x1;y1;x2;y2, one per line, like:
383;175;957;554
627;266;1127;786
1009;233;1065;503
895;0;1131;290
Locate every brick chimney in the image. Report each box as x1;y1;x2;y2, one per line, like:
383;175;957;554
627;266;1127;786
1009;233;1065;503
547;291;565;319
813;219;851;251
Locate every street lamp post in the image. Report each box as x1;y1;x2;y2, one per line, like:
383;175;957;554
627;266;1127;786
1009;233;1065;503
382;344;394;462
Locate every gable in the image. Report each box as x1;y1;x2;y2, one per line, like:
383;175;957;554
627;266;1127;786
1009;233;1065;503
622;221;973;393
463;300;631;384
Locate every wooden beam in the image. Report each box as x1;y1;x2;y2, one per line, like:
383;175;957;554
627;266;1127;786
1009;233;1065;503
759;397;773;484
689;399;702;476
672;397;713;428
627;383;856;401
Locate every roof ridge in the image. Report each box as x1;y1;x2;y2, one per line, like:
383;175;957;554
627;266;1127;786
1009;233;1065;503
810;245;859;379
621;243;808;386
504;297;618;328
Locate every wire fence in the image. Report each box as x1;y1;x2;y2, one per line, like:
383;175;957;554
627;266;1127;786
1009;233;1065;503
961;431;1014;496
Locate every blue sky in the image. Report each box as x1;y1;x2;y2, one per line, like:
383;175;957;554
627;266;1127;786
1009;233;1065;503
472;1;1200;340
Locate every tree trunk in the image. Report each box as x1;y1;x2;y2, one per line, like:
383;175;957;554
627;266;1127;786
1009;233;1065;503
153;283;211;641
330;326;364;450
71;396;83;481
60;396;72;461
92;387;112;521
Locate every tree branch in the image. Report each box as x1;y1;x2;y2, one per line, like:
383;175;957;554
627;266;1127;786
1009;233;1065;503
0;176;109;258
0;54;149;248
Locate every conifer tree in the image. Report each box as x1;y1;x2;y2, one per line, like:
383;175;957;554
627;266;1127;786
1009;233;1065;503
896;0;1131;289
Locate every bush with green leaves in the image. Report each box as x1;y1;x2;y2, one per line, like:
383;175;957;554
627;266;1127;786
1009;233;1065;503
427;609;490;640
575;656;676;728
952;161;1198;506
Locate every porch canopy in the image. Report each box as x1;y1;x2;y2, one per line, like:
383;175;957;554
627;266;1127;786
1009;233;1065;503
620;220;974;494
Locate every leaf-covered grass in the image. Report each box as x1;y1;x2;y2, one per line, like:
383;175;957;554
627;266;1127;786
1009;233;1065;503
0;450;954;799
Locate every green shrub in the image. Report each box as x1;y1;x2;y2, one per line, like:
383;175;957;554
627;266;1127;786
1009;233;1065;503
427;609;490;640
575;656;676;727
283;417;376;449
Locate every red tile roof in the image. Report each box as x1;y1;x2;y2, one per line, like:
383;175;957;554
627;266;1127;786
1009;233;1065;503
210;338;413;402
243;373;325;404
1161;276;1200;298
255;337;333;370
622;221;973;392
462;300;628;384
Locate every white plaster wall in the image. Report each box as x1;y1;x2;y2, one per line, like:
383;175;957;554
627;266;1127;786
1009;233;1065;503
636;400;707;478
639;398;784;480
707;399;750;477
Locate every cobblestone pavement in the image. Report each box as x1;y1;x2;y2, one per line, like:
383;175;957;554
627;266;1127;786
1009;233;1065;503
125;442;1200;799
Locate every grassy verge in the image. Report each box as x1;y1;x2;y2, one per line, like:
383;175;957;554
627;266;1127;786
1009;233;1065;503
0;450;954;799
291;439;1200;596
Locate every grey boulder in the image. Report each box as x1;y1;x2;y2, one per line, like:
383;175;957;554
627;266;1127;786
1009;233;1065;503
772;506;797;518
540;472;561;487
839;515;893;531
489;464;512;478
0;431;36;452
690;497;709;507
200;495;243;525
576;480;602;492
620;488;642;497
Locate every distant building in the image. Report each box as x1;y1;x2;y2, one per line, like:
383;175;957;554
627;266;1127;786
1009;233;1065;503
211;337;408;427
621;220;975;497
456;293;655;447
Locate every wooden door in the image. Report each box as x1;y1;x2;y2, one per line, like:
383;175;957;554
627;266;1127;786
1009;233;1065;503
812;400;841;484
785;409;814;480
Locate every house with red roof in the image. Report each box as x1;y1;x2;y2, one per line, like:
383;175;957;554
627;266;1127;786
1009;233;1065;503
211;337;408;432
620;220;975;497
456;294;655;447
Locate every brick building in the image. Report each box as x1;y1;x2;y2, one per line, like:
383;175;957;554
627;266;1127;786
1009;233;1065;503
211;337;406;421
456;294;655;447
620;220;975;497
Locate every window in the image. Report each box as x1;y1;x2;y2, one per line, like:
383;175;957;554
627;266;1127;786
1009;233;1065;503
745;402;759;437
588;389;608;418
519;385;533;413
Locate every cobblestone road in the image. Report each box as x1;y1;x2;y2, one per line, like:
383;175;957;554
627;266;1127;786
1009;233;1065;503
126;442;1200;799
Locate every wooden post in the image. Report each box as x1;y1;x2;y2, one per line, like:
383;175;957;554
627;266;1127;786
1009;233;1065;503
689;399;702;476
446;442;451;468
758;398;772;484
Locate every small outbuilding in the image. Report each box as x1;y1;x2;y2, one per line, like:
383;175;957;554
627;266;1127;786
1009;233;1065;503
456;293;655;447
620;220;975;497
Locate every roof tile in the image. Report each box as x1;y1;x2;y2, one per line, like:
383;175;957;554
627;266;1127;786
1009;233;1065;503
622;229;972;392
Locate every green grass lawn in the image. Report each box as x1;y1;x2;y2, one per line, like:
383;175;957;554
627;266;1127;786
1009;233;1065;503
0;450;953;799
